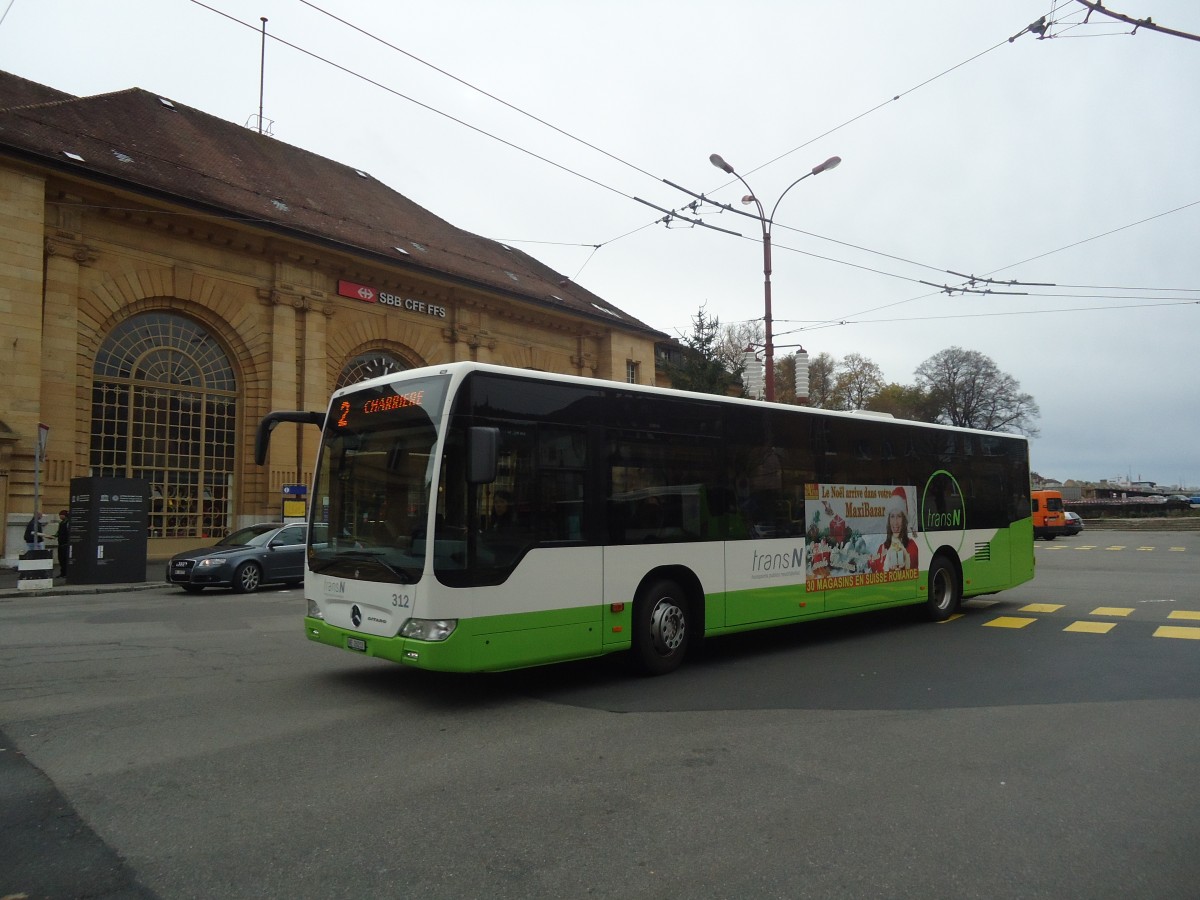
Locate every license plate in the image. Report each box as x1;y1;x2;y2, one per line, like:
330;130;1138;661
346;637;367;652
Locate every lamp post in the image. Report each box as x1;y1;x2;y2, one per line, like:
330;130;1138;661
709;153;841;402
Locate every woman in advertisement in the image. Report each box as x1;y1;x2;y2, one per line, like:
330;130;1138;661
874;487;919;572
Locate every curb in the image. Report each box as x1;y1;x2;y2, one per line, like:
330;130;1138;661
0;560;172;600
0;581;165;600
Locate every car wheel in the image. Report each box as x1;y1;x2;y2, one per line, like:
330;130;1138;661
181;585;204;594
631;578;689;676
232;561;262;593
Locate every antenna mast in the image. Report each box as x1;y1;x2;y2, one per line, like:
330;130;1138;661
258;17;268;135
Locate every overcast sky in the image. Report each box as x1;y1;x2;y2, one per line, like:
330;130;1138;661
3;1;1198;487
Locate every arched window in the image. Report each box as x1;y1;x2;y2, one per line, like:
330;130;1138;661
336;350;411;390
90;313;237;538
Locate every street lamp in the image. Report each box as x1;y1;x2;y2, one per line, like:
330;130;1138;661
709;153;841;402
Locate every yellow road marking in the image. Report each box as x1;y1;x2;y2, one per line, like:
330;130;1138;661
1065;621;1116;634
1091;607;1134;617
985;616;1037;629
1169;547;1185;552
1021;603;1063;614
1168;610;1200;621
1105;546;1126;551
1153;626;1200;640
1074;545;1097;550
1137;547;1155;552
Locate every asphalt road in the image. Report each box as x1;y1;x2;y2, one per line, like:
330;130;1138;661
2;530;1198;899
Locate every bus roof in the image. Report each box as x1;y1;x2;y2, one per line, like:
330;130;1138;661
335;360;1029;443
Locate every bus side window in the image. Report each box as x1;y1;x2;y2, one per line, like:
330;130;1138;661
536;427;587;542
606;429;721;543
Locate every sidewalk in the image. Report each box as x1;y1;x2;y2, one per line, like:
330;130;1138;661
0;559;170;599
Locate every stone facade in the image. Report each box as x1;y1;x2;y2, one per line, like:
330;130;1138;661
0;73;665;562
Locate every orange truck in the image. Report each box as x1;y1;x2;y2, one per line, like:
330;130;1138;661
1031;489;1067;540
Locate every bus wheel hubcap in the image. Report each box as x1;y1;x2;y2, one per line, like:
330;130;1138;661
650;598;684;654
932;571;949;608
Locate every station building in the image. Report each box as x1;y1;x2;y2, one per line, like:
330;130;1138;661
0;70;668;563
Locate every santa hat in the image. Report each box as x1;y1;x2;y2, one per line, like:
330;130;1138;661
886;486;908;518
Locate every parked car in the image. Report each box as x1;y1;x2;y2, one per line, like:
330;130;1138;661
1063;511;1084;536
166;522;307;593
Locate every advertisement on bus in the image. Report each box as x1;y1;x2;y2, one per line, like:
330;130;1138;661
803;482;920;591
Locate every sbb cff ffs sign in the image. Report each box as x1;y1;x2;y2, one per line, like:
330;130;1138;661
337;280;447;318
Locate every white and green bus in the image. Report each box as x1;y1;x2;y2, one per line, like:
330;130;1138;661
256;362;1035;675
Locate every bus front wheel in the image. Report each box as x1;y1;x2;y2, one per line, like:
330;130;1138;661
925;556;961;621
632;578;689;676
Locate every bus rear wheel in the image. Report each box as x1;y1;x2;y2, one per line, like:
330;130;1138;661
925;555;961;621
632;578;689;676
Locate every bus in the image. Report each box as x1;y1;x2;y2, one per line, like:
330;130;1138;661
1030;489;1067;540
256;362;1035;675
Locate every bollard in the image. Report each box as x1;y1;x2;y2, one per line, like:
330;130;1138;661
18;549;54;591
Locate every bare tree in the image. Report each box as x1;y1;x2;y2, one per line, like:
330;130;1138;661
806;351;837;408
717;319;763;374
831;352;885;410
914;346;1040;436
773;352;800;405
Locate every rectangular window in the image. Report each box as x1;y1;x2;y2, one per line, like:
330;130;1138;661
626;360;639;384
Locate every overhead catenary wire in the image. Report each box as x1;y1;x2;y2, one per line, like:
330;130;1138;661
245;0;1063;285
1070;0;1200;42
297;0;661;183
186;0;638;204
181;1;1197;336
798;296;1199;331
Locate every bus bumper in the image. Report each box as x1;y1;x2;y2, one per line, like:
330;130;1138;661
304;616;476;671
304;608;607;673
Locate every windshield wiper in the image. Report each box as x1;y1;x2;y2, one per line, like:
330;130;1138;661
316;548;419;583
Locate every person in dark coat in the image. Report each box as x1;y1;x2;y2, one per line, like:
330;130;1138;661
56;509;71;577
24;511;44;551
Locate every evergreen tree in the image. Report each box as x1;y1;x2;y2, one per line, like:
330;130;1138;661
666;306;743;396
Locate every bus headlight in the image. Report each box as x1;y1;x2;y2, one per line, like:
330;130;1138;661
400;618;457;642
307;599;324;620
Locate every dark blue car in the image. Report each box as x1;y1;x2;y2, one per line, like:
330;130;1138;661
166;522;307;593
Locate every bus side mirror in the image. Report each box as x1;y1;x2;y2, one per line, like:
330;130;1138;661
255;410;326;466
467;427;499;485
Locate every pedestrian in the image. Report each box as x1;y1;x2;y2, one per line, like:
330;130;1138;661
24;510;44;552
56;509;71;577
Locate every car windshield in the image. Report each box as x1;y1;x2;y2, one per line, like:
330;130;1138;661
216;524;280;547
309;374;449;583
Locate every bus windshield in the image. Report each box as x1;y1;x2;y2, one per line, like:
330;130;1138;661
309;375;450;583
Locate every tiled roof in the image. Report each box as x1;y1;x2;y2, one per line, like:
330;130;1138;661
0;71;76;109
0;70;664;338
